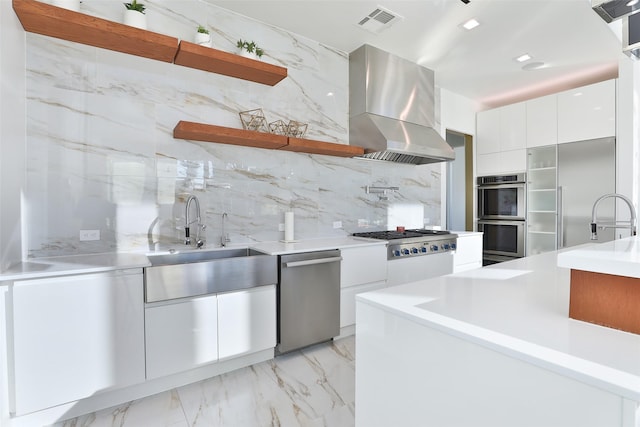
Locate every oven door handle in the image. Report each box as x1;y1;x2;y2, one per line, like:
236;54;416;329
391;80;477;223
477;183;526;190
284;257;343;268
477;220;526;226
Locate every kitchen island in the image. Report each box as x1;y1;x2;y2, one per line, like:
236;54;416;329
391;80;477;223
356;238;640;427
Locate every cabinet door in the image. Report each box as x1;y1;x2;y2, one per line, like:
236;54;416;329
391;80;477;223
557;79;616;143
340;281;386;328
526;94;558;147
500;102;527;151
476;108;501;154
218;285;276;361
145;294;218;380
12;270;145;415
453;234;483;272
340;245;387;288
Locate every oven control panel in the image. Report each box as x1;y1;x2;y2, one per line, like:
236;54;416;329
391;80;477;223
387;237;458;260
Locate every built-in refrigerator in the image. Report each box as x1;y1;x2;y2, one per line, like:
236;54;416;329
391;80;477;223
527;137;615;255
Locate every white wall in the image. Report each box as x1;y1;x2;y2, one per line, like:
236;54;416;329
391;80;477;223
0;0;26;268
8;0;448;259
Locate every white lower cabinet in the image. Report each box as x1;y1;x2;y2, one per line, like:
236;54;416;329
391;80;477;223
11;270;145;415
145;294;219;380
218;285;276;361
453;232;483;272
145;285;276;379
340;245;387;329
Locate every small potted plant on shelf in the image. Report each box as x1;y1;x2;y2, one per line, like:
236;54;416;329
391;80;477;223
195;25;212;47
51;0;80;12
236;39;264;59
123;0;146;30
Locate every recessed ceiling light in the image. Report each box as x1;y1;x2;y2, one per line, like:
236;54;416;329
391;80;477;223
462;18;480;30
627;0;639;7
521;61;545;71
515;53;532;62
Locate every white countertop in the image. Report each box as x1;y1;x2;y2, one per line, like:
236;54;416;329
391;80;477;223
0;236;386;282
357;247;640;400
557;236;640;278
0;253;152;281
249;236;385;255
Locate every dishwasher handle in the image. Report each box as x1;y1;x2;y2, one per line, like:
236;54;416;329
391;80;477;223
283;256;342;268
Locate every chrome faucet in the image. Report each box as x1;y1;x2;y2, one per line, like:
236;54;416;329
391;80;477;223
221;212;230;247
185;195;205;248
590;193;637;240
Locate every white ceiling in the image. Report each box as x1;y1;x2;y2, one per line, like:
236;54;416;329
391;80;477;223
208;0;627;108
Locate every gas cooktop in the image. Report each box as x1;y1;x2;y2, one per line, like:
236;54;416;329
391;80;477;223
352;229;458;259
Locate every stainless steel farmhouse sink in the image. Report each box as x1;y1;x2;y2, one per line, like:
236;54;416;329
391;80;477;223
144;248;277;303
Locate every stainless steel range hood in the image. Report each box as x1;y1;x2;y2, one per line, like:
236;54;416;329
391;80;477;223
592;0;640;23
349;44;454;165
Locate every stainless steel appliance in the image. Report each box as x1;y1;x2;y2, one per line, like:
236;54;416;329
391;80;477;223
352;229;458;286
557;138;616;247
477;173;526;265
349;44;455;165
477;220;526;264
477;173;527;220
277;250;342;354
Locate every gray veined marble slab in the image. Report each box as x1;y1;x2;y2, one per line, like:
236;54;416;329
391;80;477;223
51;336;355;427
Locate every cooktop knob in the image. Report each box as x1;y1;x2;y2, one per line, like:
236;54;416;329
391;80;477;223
411;247;418;254
421;247;427;253
402;248;410;255
431;245;438;251
393;250;401;257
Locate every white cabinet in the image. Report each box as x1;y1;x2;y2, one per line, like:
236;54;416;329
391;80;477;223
527;146;558;255
340;245;387;328
557;79;615;144
218;285;276;361
526;94;558;147
145;285;276;379
11;270;145;415
145;294;218;380
476;102;526;176
453;233;483;272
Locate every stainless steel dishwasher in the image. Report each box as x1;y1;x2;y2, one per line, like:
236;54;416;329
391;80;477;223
277;249;342;354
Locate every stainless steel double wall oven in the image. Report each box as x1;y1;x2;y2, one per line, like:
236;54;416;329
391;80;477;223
477;173;526;265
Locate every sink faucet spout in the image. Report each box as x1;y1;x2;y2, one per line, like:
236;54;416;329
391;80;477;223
590;193;637;240
185;195;202;246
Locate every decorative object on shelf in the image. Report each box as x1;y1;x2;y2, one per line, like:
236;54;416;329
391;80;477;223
236;39;264;59
268;120;288;135
286;120;308;138
195;25;211;47
123;0;146;30
50;0;80;12
239;108;269;133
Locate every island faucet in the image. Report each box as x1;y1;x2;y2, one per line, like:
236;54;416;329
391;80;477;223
185;195;205;248
590;193;637;240
221;212;230;247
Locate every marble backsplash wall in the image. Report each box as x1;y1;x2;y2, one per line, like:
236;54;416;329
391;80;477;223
24;0;442;257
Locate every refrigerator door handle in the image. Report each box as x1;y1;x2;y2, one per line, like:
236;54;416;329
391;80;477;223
557;186;563;249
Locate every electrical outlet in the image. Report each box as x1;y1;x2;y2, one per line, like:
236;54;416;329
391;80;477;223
79;229;100;241
278;223;285;231
333;221;342;229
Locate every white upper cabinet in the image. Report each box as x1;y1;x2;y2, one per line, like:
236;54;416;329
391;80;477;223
477;102;526;155
500;102;527;151
557;79;616;144
476;108;501;154
526;94;558;147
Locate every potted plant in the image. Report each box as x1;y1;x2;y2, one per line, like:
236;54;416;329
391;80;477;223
51;0;80;12
123;0;146;30
236;39;264;59
195;25;211;47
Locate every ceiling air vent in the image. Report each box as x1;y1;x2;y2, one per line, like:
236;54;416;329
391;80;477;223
356;6;403;34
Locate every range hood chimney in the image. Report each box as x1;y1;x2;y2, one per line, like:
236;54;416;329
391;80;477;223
349;44;455;165
592;0;640;23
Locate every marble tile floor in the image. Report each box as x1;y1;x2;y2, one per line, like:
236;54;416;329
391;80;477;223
52;336;355;427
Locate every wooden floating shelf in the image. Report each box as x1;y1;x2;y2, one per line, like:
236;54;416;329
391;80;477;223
282;137;365;157
12;0;179;63
12;0;288;85
174;121;288;150
173;121;364;158
175;41;287;86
